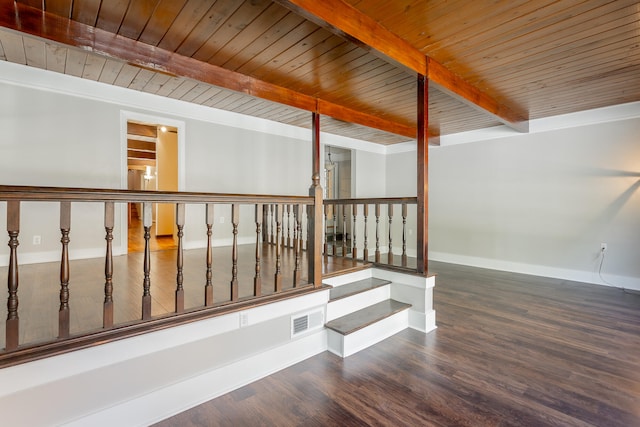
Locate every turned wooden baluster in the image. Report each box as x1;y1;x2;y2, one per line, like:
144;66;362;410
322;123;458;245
6;200;20;351
103;202;114;328
363;204;369;262
286;204;291;248
342;205;347;257
402;203;408;267
375;203;381;263
269;204;274;244
175;203;185;313
293;204;302;286
58;202;71;339
299;206;305;252
230;203;239;301
388;204;394;264
205;203;214;306
293;204;299;253
254;203;262;297
274;204;283;292
352;204;358;260
262;204;268;244
323;203;329;255
142;202;152;320
332;203;337;256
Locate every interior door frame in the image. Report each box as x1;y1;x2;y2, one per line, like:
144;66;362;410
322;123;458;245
118;110;186;256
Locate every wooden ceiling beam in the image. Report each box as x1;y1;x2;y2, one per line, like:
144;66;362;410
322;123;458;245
275;0;529;133
0;0;418;139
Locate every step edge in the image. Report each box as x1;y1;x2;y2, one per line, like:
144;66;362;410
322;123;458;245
328;278;392;302
325;300;411;336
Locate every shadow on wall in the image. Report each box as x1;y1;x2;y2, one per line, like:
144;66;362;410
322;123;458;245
582;166;640;224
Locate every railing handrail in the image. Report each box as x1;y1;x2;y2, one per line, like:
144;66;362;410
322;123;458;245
0;185;314;205
325;197;417;205
322;196;419;272
1;185;319;365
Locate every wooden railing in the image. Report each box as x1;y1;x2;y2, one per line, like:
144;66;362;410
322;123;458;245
0;185;318;366
323;197;418;271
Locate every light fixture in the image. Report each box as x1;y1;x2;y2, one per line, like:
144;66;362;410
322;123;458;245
327;146;335;165
143;165;153;181
160;126;167;133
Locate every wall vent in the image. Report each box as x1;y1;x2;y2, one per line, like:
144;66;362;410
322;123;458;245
291;309;324;338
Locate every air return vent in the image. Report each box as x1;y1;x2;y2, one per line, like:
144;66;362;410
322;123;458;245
291;309;324;338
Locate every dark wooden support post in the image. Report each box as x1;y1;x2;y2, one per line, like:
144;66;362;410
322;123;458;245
293;204;302;286
387;204;394;264
205;203;214;306
254;203;262;297
6;200;20;350
58;201;71;339
402;203;408;267
375;203;381;263
352;204;358;260
274;204;283;292
103;202;114;329
308;112;323;288
230;203;239;301
417;73;429;274
142;202;152;320
363;204;369;262
175;203;185;313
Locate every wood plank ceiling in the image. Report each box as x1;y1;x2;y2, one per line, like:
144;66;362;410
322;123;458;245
0;0;638;145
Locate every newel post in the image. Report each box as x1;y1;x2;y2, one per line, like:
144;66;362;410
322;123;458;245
308;112;323;288
417;73;429;274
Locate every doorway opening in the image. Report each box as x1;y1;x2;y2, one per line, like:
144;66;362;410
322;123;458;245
324;145;351;253
127;120;179;253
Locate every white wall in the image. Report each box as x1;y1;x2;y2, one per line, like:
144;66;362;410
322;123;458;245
0;62;315;264
385;114;640;291
353;150;386;198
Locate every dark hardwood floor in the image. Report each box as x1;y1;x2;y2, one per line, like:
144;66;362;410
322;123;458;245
128;211;177;253
154;261;640;427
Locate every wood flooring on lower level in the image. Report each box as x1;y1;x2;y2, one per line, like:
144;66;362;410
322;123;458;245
0;244;366;349
155;261;640;427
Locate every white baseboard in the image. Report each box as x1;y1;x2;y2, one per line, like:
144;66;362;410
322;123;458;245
429;251;640;291
0;247;109;266
0;237;255;267
409;309;437;333
66;330;328;427
0;292;330;427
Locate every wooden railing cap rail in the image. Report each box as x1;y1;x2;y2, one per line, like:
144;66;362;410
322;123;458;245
325;197;417;205
0;185;314;204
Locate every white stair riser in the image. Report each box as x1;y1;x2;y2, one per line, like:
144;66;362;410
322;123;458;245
322;269;373;287
326;285;390;321
327;309;409;358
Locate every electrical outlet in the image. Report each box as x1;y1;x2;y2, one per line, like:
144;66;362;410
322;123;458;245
219;217;225;224
239;312;249;327
600;243;607;252
33;235;41;245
